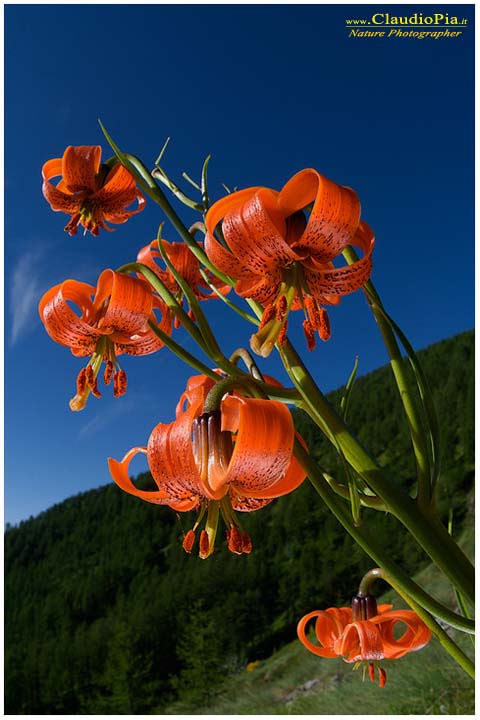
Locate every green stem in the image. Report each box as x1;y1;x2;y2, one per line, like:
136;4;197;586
117;262;205;349
99;121;233;286
203;376;267;412
229;348;265;381
343;246;433;506
280;340;474;605
294;440;474;634
146;321;220;381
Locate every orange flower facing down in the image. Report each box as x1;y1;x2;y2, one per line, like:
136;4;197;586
137;240;230;306
297;599;431;687
205;169;374;356
42;146;145;236
108;374;307;558
39;269;171;411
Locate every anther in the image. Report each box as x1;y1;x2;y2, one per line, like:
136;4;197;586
182;529;196;554
277;320;288;346
76;368;88;394
258;303;276;331
379;667;387;688
241;531;253;554
275;295;288;322
318;308;331;341
302;318;316;351
113;369;127;398
227;526;243;554
368;662;375;683
199;529;210;559
103;360;114;385
85;365;102;398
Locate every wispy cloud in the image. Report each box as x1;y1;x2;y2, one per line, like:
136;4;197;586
77;389;152;440
9;249;45;346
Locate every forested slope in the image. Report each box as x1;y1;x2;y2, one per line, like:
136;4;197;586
5;330;474;714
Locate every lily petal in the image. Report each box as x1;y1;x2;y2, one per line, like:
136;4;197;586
108;447;197;510
279;168;361;262
62;145;101;193
209;395;299;497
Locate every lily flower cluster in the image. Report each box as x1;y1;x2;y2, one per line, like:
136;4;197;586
38;142;436;688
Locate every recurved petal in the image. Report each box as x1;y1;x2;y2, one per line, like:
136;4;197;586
39;279;100;351
229;492;273;512
175;374;219;417
62;146;102;193
94;164;145;218
279;169;361;262
205;186;262;236
136;241;177;291
234;273;281;304
371;610;431;659
221;188;304;275
303;225;374;299
205;230;253;280
208;395;296;497
94;270;153;336
297;611;342;658
42;172;85;214
108;447;174;504
148;400;225;502
334;620;385;662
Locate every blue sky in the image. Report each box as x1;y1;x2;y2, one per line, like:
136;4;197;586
5;4;474;526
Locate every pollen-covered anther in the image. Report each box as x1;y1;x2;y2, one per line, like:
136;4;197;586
199;529;210;559
379;667;387;688
275;294;288;322
76;367;88;394
302;318;316;351
241;531;253;554
182;529;196;553
227;526;243;554
368;662;375;683
113;369;127;398
318;307;331;341
103;360;114;386
277;320;289;346
258;303;276;331
86;365;102;398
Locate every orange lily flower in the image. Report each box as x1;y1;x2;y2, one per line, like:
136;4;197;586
297;601;431;687
39;269;171;411
137;239;230;313
108;373;306;558
42;146;145;236
205;168;374;356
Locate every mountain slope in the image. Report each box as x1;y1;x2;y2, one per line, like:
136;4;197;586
5;330;474;714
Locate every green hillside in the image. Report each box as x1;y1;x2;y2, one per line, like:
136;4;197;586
5;330;474;714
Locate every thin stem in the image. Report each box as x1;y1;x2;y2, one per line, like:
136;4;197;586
117;262;205;349
146;321;220;381
280;340;474;605
203;376;267;412
343;246;435;506
229;348;265;381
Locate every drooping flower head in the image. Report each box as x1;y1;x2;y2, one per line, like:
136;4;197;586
297;592;431;687
205;169;374;356
108;373;307;558
42;146;145;236
137;239;230;306
39;269;171;410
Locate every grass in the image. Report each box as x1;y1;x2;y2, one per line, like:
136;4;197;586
165;510;475;715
